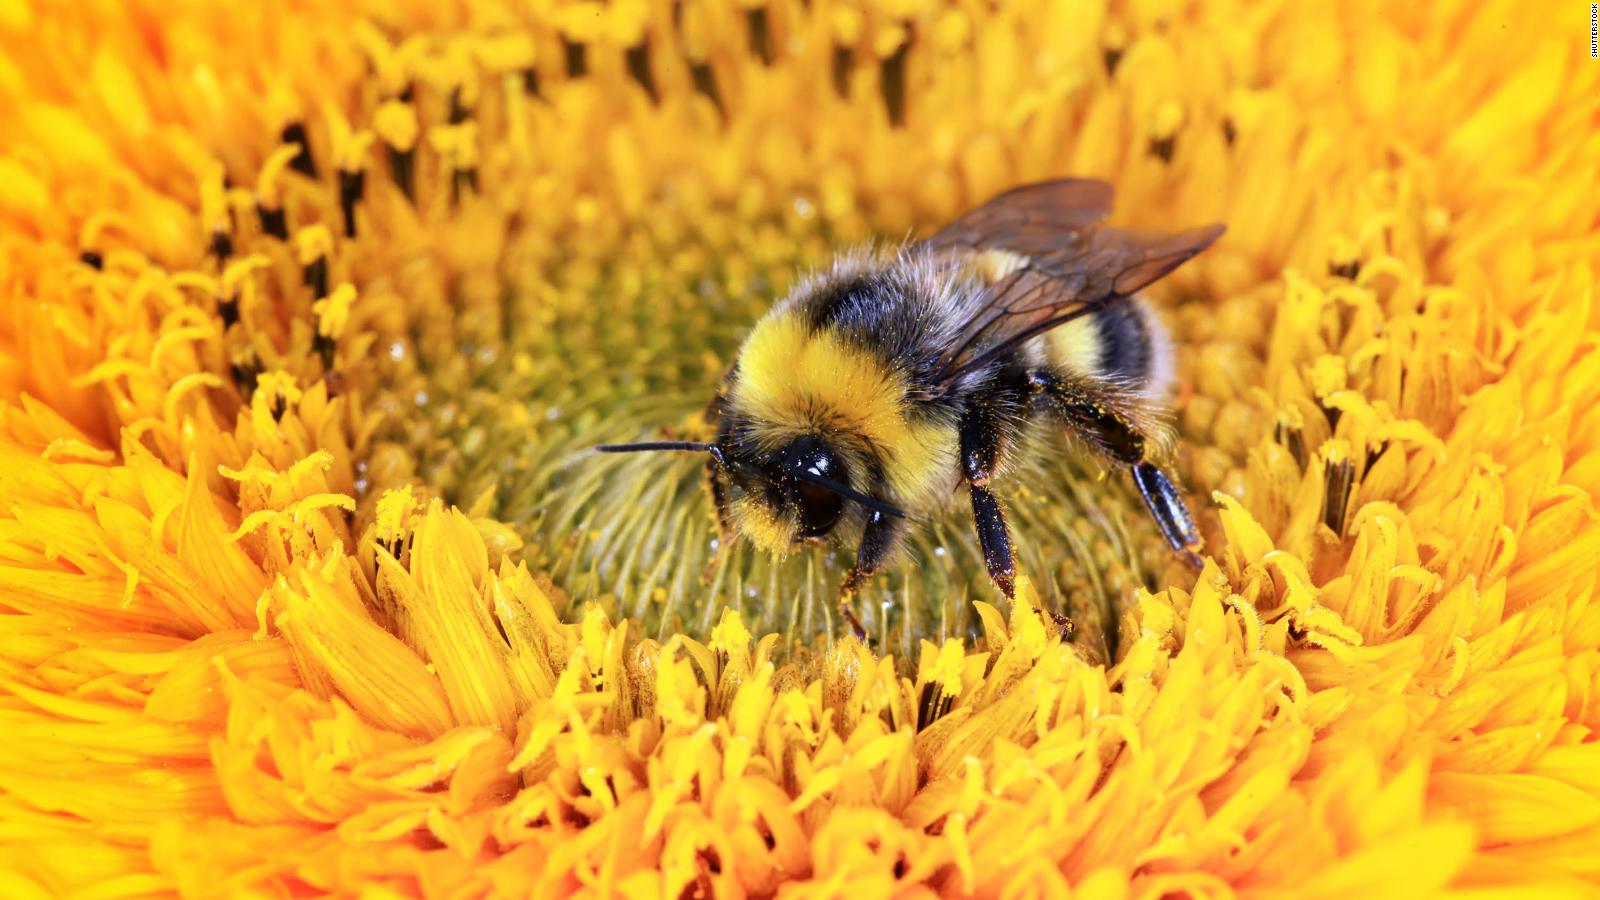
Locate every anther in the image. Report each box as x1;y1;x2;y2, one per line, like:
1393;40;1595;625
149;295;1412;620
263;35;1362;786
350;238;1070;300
230;356;261;401
338;169;364;238
451;168;479;205
746;7;774;65
280;121;318;179
303;257;328;300
1103;46;1125;75
1148;100;1183;163
626;41;658;103
257;203;288;239
448;89;469;125
1321;454;1354;535
1274;421;1307;470
831;45;853;98
563;39;587;77
1328;236;1362;280
689;61;726;121
880;29;911;127
1102;23;1128;76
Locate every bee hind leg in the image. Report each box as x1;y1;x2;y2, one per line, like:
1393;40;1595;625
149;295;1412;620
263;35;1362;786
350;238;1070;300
1132;461;1203;569
1029;370;1202;565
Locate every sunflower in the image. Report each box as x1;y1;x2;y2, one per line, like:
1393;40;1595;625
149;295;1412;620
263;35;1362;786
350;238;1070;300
2;0;1598;896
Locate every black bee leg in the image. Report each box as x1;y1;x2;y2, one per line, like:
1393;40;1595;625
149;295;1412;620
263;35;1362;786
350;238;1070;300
700;454;736;583
700;373;740;583
960;401;1016;599
705;454;733;538
839;509;899;641
1030;370;1202;563
1132;461;1203;568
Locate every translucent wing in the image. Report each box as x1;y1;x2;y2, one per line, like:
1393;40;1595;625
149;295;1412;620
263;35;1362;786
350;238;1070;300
921;179;1224;385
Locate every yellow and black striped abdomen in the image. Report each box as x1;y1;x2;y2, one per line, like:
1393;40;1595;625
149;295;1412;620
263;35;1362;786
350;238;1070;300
1043;296;1175;400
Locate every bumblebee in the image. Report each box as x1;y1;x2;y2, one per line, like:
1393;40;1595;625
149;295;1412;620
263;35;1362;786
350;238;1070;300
600;180;1223;629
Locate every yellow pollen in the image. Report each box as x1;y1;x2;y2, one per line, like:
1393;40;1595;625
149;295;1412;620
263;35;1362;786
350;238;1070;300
312;283;357;340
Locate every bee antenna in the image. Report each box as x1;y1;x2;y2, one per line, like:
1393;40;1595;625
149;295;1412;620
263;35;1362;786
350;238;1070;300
791;469;906;519
595;441;727;466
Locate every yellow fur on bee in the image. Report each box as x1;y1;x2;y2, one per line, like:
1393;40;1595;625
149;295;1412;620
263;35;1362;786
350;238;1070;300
1046;316;1103;378
970;248;1030;281
732;311;955;509
730;495;796;554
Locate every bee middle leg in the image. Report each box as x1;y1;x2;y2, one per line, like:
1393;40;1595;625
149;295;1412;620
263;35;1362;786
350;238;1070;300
959;398;1018;599
1028;370;1202;566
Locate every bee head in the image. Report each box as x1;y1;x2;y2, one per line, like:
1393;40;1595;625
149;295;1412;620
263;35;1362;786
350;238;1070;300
596;431;903;555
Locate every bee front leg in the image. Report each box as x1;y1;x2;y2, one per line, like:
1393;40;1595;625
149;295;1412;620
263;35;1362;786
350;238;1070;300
838;509;899;641
959;400;1017;599
700;454;737;583
701;372;739;583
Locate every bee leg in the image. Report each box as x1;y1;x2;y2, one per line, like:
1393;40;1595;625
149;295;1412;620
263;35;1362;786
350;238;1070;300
700;454;736;583
838;509;899;641
959;401;1016;599
1132;461;1203;567
700;374;740;583
1029;370;1202;560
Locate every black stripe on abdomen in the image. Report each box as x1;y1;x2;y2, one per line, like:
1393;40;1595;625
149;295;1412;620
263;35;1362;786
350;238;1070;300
1091;301;1153;385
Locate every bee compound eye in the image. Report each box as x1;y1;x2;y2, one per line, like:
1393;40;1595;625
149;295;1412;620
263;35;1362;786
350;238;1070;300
794;477;844;537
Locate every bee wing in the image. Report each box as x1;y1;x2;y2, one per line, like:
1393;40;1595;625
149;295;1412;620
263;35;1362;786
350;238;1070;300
921;180;1223;386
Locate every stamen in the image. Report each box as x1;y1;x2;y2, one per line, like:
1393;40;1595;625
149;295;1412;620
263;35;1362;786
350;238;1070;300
1102;22;1128;75
312;284;356;370
217;293;240;328
257;203;288;239
1148;100;1183;163
916;640;964;729
880;29;910;126
374;99;419;203
563;39;586;77
295;225;333;300
831;45;853;97
280;121;318;178
746;8;774;65
1275;417;1308;470
230;354;261;401
1364;440;1388;474
1322;448;1354;535
689;62;726;120
304;256;329;300
338;169;365;238
626;41;658;103
453;168;479;205
1329;235;1361;280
